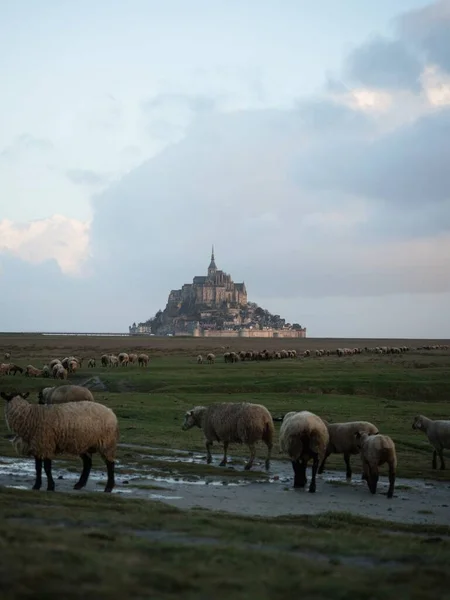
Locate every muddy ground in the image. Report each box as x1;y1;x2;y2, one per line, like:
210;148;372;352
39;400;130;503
1;444;449;526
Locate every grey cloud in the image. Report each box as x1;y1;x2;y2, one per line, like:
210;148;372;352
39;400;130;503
66;169;110;186
398;0;450;72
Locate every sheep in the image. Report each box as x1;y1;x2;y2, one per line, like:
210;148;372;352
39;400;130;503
9;364;23;376
118;352;129;366
25;365;43;377
128;353;138;364
182;402;274;471
0;363;11;375
412;415;450;470
1;391;119;493
206;353;215;364
4;352;11;360
279;410;329;493
49;359;62;369
42;365;51;378
68;360;78;374
355;431;397;498
318;420;379;480
38;385;94;405
197;355;203;364
88;358;96;368
101;354;109;367
137;353;149;367
109;355;119;367
54;365;68;380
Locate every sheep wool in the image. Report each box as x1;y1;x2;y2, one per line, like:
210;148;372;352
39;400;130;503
355;432;397;498
1;391;119;493
182;402;274;470
38;385;94;405
412;415;450;470
279;410;329;493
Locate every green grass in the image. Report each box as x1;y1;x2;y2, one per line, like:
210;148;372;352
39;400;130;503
1;342;450;598
1;486;450;600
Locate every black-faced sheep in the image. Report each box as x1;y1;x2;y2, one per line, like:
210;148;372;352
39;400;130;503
182;402;274;470
38;385;94;405
355;431;397;498
412;415;450;470
279;410;329;493
1;391;119;493
318;420;379;480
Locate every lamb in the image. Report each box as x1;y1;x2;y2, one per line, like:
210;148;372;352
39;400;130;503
1;391;119;492
206;353;215;364
38;385;94;405
355;431;397;498
197;355;203;364
279;410;329;493
88;358;96;368
412;415;450;470
318;420;379;480
182;402;274;470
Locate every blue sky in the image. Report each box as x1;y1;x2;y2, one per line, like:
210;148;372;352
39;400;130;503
0;0;449;337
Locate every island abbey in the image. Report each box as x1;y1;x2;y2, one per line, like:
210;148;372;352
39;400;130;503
129;247;306;338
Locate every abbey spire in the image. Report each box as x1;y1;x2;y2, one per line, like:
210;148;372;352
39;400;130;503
208;244;217;277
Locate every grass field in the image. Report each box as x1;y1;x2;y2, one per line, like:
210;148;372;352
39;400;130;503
1;334;450;598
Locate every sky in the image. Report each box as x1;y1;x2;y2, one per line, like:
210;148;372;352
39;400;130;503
0;0;449;338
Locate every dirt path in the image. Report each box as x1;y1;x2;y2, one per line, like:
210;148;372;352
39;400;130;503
1;452;449;526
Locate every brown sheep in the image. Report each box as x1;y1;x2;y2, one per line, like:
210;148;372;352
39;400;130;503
138;353;149;367
355;431;397;498
182;402;274;470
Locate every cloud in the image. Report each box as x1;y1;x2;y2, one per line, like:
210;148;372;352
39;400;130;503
345;35;423;90
66;168;111;187
0;215;90;275
0;134;53;161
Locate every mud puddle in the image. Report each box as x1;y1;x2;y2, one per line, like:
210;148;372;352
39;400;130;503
1;450;449;526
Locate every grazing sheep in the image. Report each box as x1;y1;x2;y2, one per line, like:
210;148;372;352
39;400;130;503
206;353;215;364
197;355;203;364
0;363;11;375
137;353;149;367
101;354;109;367
318;420;379;480
355;432;397;498
109;355;119;367
88;358;96;368
49;359;62;369
68;360;78;374
9;364;24;376
42;365;51;378
279;411;329;493
412;415;450;470
38;385;94;405
54;365;68;380
128;353;138;364
118;352;129;366
25;365;43;377
4;352;11;360
1;391;119;493
182;402;274;470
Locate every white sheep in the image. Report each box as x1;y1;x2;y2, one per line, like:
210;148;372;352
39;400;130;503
197;355;203;364
1;391;119;493
355;431;397;498
38;385;94;405
279;411;329;493
412;415;450;470
318;420;379;480
206;353;215;364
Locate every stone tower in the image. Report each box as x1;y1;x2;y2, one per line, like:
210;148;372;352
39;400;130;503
207;245;217;278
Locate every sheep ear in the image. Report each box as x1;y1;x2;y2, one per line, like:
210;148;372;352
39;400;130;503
1;391;13;401
22;392;30;399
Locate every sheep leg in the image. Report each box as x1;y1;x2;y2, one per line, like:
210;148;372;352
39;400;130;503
33;457;43;490
104;460;115;493
74;453;92;490
205;440;213;464
244;443;256;470
317;451;329;475
432;450;437;469
368;467;378;495
44;458;55;491
343;453;352;480
219;442;229;467
308;452;319;493
264;441;272;471
387;463;395;499
292;459;307;488
438;450;445;470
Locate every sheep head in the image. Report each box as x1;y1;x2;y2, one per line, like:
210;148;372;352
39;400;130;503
354;430;368;449
0;391;30;402
182;407;205;430
412;415;425;431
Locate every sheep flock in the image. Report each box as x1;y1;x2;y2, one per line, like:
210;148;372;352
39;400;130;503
1;342;449;502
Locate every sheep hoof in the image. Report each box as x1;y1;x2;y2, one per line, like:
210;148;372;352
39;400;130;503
73;483;84;490
308;486;316;493
244;463;252;471
265;460;270;470
219;460;227;467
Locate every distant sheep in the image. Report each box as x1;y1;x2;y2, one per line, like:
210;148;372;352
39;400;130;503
279;410;329;493
38;385;94;405
318;420;379;480
118;352;129;366
206;353;215;364
355;431;397;498
101;354;109;367
4;352;11;360
412;415;450;470
138;353;149;367
88;358;96;368
197;355;203;364
54;365;68;380
1;391;119;493
182;402;274;470
42;365;51;378
9;364;24;376
0;363;11;375
128;353;138;364
25;365;43;377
